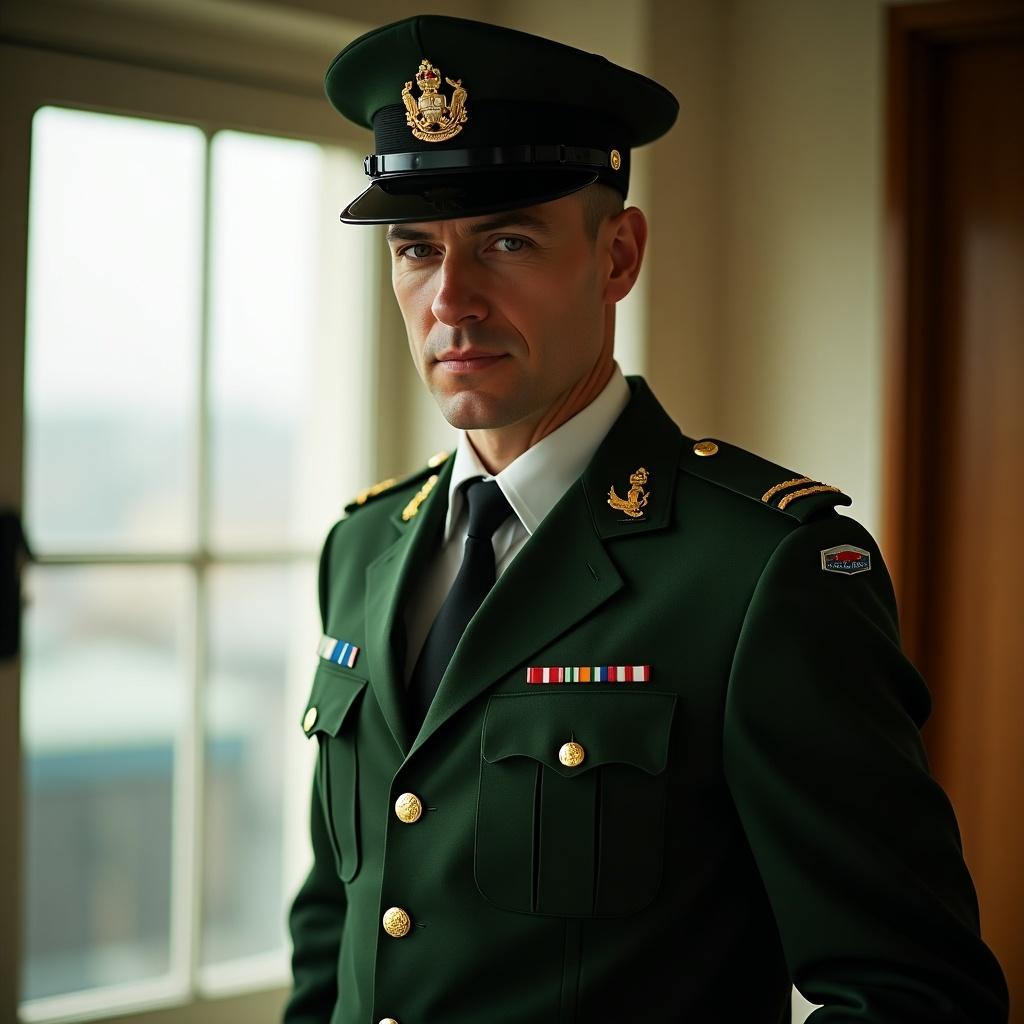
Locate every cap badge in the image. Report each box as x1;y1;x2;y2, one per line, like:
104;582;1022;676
401;59;469;143
607;466;650;519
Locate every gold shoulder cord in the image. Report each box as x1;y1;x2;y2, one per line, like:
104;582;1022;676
760;477;814;504
354;478;398;506
776;484;842;511
761;475;843;510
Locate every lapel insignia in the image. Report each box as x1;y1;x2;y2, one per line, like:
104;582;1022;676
527;665;651;684
401;59;469;143
821;545;871;575
607;466;650;519
401;473;440;522
318;634;360;669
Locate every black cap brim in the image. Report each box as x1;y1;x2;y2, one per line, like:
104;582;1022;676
340;166;599;224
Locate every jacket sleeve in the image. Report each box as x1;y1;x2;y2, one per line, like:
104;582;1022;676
283;777;348;1022
283;519;348;1023
722;514;1009;1023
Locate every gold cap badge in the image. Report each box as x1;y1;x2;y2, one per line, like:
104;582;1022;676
607;466;650;519
401;59;469;143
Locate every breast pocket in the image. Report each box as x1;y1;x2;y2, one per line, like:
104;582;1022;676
474;690;676;918
301;661;367;883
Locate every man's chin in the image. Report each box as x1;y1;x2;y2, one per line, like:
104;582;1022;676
434;388;527;431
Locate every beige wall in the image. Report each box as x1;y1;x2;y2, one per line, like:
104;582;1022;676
715;0;887;539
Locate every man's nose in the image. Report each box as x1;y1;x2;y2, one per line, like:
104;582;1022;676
430;251;489;325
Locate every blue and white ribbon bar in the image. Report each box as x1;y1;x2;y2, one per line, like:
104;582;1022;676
318;634;360;669
526;665;650;685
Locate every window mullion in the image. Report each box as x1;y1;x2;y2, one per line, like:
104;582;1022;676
179;126;217;997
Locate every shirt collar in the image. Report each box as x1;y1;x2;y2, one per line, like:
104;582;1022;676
443;364;631;542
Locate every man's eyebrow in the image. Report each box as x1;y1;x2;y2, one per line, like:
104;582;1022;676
385;211;553;244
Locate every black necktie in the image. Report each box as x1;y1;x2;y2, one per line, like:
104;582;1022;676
407;478;513;731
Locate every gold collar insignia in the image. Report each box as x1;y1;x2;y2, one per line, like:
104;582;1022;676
607;467;650;519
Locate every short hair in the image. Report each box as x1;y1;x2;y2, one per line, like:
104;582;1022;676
578;182;625;241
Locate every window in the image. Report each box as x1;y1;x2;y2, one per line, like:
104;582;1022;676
20;106;371;1021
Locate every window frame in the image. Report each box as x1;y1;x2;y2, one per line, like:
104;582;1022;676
0;24;396;1024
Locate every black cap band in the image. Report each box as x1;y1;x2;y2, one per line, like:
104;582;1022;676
364;144;614;178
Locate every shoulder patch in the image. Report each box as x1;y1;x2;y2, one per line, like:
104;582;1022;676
680;437;851;523
821;544;871;575
344;450;450;515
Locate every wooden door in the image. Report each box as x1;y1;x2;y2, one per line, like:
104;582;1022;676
885;3;1024;1015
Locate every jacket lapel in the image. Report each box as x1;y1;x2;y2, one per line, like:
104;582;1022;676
409;377;683;756
364;457;452;755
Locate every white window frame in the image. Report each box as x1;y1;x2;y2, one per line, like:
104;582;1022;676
0;4;412;1021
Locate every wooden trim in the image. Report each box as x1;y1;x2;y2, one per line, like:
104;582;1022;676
882;1;1024;669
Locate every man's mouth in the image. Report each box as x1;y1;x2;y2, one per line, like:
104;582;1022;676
434;348;508;373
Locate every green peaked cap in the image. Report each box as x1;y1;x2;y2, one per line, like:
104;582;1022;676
324;15;679;224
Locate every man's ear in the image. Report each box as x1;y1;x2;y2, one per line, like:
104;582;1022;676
602;206;648;304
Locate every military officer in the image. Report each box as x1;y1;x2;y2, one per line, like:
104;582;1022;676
284;15;1009;1024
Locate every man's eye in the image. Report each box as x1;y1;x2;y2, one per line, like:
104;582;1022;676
400;243;437;259
493;237;528;253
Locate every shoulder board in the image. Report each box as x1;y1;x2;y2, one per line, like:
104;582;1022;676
344;450;450;516
680;437;851;523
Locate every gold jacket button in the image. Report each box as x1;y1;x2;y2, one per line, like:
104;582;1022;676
379;1019;399;1024
558;741;586;767
693;439;719;457
394;792;423;824
382;906;412;938
302;707;318;732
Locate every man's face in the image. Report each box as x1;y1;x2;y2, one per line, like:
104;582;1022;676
387;193;607;432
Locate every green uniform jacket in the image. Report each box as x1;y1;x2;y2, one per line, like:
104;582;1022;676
285;377;1008;1024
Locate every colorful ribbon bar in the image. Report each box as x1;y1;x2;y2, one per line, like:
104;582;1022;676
318;634;360;669
526;665;650;685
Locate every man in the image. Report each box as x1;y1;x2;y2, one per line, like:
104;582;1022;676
285;15;1009;1024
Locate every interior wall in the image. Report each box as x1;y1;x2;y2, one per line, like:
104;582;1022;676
646;0;726;444
717;0;887;538
646;0;889;539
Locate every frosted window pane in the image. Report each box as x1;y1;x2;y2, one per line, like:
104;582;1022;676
24;107;203;553
208;131;371;551
21;565;192;1001
200;561;316;971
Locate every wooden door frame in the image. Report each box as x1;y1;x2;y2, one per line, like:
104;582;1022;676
883;0;1024;671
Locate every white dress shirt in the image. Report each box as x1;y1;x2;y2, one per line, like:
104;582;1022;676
403;365;631;681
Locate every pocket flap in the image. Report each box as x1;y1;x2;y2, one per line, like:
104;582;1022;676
481;691;676;777
301;660;367;737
